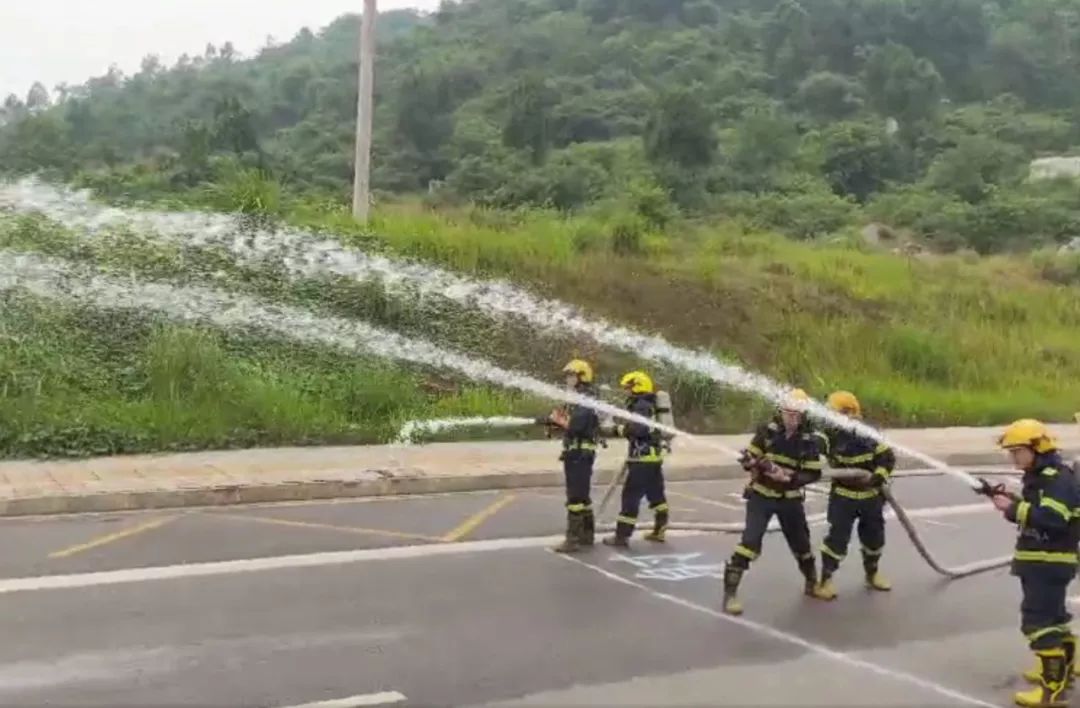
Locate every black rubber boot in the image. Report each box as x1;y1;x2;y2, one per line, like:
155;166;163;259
645;508;668;543
580;508;595;546
722;562;744;615
553;512;583;554
602;519;634;548
798;556;818;596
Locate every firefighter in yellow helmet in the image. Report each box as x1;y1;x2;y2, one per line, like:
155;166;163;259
601;370;669;548
991;419;1080;707
722;388;828;615
536;359;602;553
811;391;896;601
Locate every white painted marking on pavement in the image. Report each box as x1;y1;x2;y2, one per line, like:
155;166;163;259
0;501;997;595
556;553;1001;708
277;691;407;708
917;518;958;529
0;535;577;594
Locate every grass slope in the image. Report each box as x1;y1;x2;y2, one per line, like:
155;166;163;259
3;172;1080;458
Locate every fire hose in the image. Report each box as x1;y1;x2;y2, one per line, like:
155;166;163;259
588;463;1014;580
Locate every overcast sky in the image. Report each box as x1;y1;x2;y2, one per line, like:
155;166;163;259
1;0;442;99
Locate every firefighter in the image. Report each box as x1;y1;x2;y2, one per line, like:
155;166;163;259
721;389;828;615
601;370;669;548
991;419;1080;707
812;390;896;600
537;359;602;553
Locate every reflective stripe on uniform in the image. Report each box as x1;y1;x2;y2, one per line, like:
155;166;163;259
1013;550;1079;564
1041;467;1059;477
567;441;597;451
833;452;874;465
832;486;880;500
873;467;890;479
616;514;637;525
566;503;588;512
750;482;803;499
651;502;670;512
1027;624;1072;643
734;545;758;560
766;452;799;467
821;543;845;561
1040;496;1072;523
1017;501;1031;527
861;545;883;556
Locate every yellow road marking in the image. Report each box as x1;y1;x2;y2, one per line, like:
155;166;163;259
668;490;743;511
49;515;179;559
206;512;444;543
441;494;518;542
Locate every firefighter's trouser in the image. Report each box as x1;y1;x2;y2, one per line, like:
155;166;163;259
728;488;815;578
820;490;885;578
1018;565;1076;651
563;450;595;541
613;461;668;538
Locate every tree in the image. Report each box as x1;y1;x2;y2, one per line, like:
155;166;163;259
502;75;557;165
644;87;716;170
796;72;863;121
926;135;1026;204
212;97;259;156
863;42;944;135
809;121;903;202
26;82;51;113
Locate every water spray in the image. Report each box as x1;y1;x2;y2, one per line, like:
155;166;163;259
0;250;724;457
0;179;981;490
394;416;534;445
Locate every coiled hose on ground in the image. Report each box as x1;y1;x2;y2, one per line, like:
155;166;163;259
589;464;1013;579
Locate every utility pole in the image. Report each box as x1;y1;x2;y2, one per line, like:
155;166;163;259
352;0;377;222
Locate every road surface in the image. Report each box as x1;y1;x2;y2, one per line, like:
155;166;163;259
0;471;1046;707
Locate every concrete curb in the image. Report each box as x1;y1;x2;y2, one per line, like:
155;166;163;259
0;452;1021;518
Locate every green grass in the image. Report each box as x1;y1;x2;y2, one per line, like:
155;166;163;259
6;166;1080;460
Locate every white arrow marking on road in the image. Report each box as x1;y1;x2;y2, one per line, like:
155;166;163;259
277;691;407;708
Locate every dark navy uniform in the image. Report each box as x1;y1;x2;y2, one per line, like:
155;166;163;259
1005;453;1080;653
610;392;668;543
723;416;827;606
819;427;896;584
560;385;601;545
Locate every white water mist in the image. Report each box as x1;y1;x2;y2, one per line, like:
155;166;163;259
0;179;977;485
394;416;535;445
0;250;730;455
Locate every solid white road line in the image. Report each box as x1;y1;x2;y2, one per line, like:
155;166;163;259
276;691;407;708
556;553;999;708
0;502;997;595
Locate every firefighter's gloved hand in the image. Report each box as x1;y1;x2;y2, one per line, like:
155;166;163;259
764;465;792;483
548;408;569;429
738;450;756;471
991;493;1013;512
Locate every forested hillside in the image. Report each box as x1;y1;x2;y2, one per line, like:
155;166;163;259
4;0;1080;252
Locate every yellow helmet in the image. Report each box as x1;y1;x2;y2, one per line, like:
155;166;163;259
562;359;594;384
998;419;1057;454
780;388;811;412
619;370;654;395
826;390;861;418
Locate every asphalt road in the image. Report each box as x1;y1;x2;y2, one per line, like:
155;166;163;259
0;470;1050;707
